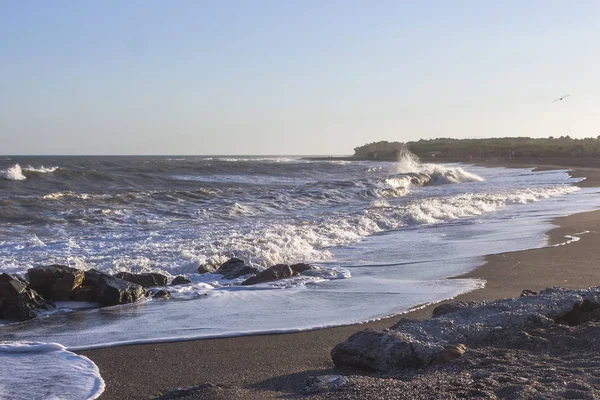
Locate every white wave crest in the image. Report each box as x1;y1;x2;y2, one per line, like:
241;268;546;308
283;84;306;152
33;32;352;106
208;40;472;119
395;150;484;185
23;165;59;173
42;191;90;201
0;164;26;181
174;185;578;269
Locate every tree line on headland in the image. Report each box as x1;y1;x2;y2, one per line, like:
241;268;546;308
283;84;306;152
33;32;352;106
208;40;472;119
353;137;600;161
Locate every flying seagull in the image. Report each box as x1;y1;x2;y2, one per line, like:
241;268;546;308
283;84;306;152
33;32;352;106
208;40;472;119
552;94;570;103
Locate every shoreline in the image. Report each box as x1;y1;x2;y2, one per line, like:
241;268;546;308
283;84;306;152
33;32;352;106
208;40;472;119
80;163;600;399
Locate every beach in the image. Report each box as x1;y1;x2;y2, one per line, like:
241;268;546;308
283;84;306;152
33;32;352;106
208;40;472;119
77;163;600;399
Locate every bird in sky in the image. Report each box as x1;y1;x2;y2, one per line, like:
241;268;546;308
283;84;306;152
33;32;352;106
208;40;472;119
552;94;570;103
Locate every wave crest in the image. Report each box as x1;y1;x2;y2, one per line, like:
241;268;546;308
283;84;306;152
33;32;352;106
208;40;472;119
0;164;26;181
395;149;484;185
23;165;60;174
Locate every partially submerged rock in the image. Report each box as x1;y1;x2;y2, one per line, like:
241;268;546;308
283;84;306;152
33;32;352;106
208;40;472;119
0;273;54;321
113;272;168;288
170;276;191;285
153;289;172;300
241;264;297;285
332;286;600;372
85;269;148;306
27;265;85;301
216;258;259;279
197;264;217;274
290;263;315;274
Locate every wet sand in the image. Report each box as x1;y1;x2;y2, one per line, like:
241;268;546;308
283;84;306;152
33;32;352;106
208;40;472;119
81;162;600;399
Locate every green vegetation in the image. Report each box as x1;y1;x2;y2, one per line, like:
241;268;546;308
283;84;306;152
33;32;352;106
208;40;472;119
353;137;600;160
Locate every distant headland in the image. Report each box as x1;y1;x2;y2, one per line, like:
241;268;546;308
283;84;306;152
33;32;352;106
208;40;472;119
310;137;600;162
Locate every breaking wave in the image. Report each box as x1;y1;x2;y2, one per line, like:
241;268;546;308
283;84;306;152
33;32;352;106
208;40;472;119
0;164;26;181
395;149;484;185
23;165;60;173
0;163;59;181
170;184;579;270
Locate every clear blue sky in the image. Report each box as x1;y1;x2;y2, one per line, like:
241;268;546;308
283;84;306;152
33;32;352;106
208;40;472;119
1;0;599;155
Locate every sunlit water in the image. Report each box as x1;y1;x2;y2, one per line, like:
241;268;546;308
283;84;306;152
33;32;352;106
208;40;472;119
1;155;600;398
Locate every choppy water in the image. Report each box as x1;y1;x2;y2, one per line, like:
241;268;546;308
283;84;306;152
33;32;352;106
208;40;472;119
1;153;600;398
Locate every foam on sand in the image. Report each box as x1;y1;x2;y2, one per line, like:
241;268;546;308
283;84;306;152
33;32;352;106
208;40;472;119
0;341;105;399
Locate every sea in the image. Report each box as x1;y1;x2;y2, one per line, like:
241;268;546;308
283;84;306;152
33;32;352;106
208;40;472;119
1;153;600;399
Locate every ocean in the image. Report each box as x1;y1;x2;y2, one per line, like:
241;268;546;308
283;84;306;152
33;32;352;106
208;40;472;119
1;153;600;399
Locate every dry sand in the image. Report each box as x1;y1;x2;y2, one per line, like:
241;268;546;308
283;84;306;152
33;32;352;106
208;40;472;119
80;162;600;399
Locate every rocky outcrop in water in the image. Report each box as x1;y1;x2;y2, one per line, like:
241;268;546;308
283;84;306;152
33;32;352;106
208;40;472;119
197;264;217;274
0;273;54;321
84;269;148;306
290;263;315;274
331;286;600;372
216;258;259;279
27;265;85;301
114;272;168;288
153;289;172;299
170;276;192;285
241;264;297;285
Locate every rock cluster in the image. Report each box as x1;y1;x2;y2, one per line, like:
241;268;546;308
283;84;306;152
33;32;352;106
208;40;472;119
0;266;175;321
198;257;316;284
1;258;317;322
332;286;600;372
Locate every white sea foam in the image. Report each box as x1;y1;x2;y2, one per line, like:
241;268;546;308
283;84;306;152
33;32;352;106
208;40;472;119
0;164;26;181
0;341;104;399
395;150;484;185
213;157;298;163
23;165;59;173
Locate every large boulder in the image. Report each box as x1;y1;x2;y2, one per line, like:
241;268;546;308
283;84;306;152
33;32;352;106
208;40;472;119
84;269;148;306
241;264;297;286
113;272;168;288
0;273;54;321
27;265;85;301
216;258;259;279
332;286;592;372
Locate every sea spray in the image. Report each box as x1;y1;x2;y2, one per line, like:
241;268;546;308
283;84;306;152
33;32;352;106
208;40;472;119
0;164;26;181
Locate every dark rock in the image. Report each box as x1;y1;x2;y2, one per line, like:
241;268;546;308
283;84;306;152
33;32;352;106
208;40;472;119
290;263;315;274
153;290;172;299
113;272;168;288
197;264;217;274
85;269;148;306
332;329;433;371
72;286;97;302
0;273;54;321
555;298;600;326
27;265;85;301
170;276;192;285
241;264;297;285
216;258;259;279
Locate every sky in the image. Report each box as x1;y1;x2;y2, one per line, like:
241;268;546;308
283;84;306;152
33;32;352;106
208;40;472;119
1;1;599;155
